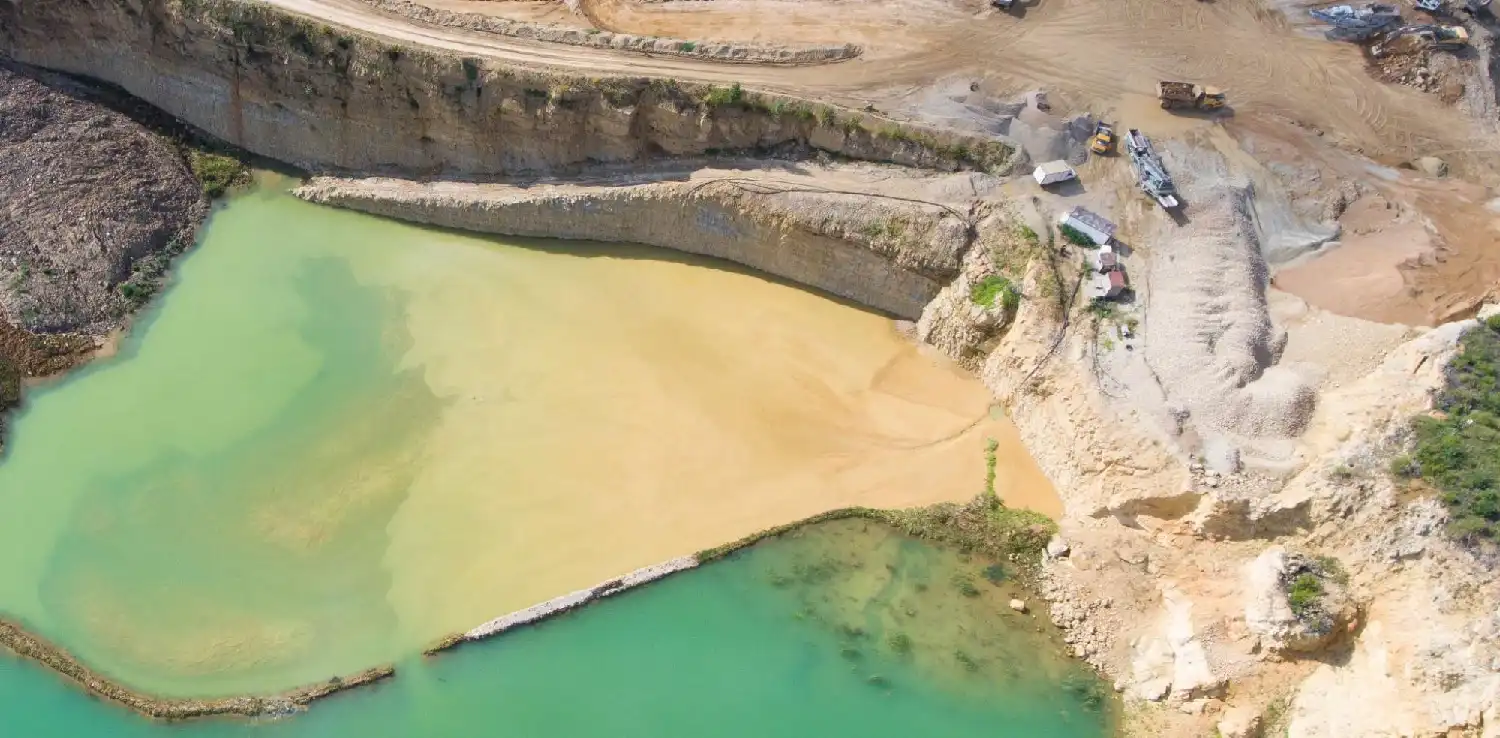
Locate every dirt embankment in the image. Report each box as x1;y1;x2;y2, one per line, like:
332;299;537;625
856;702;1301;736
0;0;1011;179
296;167;975;318
354;0;863;64
0;617;394;720
0;62;208;434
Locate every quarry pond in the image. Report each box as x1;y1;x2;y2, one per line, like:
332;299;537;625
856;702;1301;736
0;177;1111;734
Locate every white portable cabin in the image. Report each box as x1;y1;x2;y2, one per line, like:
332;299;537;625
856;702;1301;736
1058;206;1117;246
1032;161;1077;186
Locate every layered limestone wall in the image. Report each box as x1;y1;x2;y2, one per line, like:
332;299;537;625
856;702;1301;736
295;173;973;318
0;0;1013;178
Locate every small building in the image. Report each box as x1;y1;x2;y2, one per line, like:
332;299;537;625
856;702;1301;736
1105;269;1128;298
1059;206;1117;246
1033;160;1077;186
1088;270;1129;301
1093;250;1119;274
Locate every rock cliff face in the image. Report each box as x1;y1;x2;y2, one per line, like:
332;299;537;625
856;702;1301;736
0;0;1012;178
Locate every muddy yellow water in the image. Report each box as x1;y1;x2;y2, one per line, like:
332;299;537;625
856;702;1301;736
0;178;1056;696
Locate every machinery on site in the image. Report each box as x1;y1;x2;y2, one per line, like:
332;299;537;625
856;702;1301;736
1090;122;1116;155
1124;129;1178;209
1415;0;1491;13
1156;81;1228;111
991;0;1014;10
1309;3;1402;41
1372;23;1470;55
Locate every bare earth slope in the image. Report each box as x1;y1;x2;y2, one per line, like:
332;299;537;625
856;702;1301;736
0;62;207;432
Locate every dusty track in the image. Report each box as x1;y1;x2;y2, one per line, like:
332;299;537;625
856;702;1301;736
292;0;1495;166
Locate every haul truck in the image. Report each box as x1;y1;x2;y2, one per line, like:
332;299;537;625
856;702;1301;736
1156;81;1228;111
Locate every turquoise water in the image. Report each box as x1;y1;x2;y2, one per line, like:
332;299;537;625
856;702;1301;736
2;520;1113;736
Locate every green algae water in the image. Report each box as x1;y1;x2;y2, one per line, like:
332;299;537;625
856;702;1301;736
0;176;1062;698
2;520;1114;736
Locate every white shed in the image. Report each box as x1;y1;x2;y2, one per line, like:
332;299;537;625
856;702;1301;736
1058;206;1117;246
1033;161;1077;186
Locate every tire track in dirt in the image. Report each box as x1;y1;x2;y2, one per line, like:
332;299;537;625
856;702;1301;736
267;0;1490;164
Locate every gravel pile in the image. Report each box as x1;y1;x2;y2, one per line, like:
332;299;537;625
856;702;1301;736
0;62;205;336
1143;147;1316;450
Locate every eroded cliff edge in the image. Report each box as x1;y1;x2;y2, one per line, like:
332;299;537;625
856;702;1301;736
0;0;1013;178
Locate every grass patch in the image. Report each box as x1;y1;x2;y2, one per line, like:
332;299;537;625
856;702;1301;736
970;275;1021;312
1314;555;1349;585
1395;316;1500;543
702;82;745;108
1086;299;1117;321
983;438;999;501
185;150;248;199
860;217;907;240
1287;573;1323;617
678;41;696;52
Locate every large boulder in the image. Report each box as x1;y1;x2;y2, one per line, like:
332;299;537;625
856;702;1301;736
1243;546;1357;655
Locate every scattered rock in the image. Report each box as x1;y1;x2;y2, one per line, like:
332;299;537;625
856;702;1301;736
1217;704;1263;738
1009;598;1028;613
1046;535;1071;559
1414;156;1449;178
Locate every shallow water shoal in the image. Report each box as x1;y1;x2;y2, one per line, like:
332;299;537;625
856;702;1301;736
0;178;1059;696
2;520;1113;737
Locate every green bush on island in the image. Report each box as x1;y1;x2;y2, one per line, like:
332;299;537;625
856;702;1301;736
1392;316;1500;543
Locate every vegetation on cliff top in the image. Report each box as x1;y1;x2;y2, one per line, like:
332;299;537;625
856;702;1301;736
970;275;1021;312
1392;315;1500;544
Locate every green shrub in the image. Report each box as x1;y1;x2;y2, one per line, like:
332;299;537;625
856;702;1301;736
1397;319;1500;542
1058;224;1097;247
983;438;999;501
1288;573;1323;616
1314;555;1349;585
679;41;696;52
970;275;1021;312
186;150;247;199
702;82;745;108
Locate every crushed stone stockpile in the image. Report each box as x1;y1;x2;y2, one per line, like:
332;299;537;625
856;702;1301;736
1143;147;1316;459
0;63;204;337
358;0;862;64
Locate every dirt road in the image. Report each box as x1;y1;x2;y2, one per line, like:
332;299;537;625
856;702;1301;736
264;0;1499;321
279;0;1495;165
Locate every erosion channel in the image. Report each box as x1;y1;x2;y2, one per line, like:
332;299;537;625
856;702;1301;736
0;177;1101;727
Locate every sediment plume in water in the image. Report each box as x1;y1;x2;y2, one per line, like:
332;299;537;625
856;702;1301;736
0;178;1060;696
0;519;1112;736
